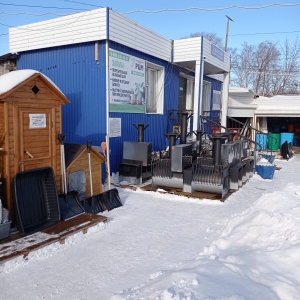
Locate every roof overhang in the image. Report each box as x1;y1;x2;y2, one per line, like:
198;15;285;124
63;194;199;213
175;60;227;77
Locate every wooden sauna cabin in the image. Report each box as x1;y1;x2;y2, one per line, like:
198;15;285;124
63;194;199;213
64;143;105;200
0;69;70;220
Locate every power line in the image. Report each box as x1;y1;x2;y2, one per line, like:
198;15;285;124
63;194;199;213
0;2;84;10
1;2;299;13
0;4;299;41
58;0;102;8
0;11;65;16
0;22;10;27
121;3;300;14
230;30;300;37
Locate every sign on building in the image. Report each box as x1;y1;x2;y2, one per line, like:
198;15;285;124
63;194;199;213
109;49;145;113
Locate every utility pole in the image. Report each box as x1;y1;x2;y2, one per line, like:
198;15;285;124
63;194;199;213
225;15;234;52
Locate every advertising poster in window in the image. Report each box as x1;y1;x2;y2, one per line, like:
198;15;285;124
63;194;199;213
109;49;145;113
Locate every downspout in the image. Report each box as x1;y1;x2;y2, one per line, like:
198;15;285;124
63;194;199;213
221;71;230;129
198;36;204;130
105;7;110;135
171;39;174;64
193;36;204;131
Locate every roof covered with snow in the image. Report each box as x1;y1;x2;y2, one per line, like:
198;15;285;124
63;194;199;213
0;69;66;99
0;69;38;95
255;94;300;116
228;87;300;117
228;87;258;117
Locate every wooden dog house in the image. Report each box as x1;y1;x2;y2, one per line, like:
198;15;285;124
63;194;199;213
0;70;69;219
64;143;105;198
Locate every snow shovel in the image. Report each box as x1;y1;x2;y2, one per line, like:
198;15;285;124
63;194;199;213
84;141;106;213
100;135;122;211
58;134;85;220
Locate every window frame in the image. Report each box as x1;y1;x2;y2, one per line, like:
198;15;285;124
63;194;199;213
145;61;164;114
179;72;195;111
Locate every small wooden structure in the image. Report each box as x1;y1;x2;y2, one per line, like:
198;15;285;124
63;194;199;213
64;143;105;197
0;70;69;220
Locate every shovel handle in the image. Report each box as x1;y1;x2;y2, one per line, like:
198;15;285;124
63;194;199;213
58;134;66;145
87;141;92;153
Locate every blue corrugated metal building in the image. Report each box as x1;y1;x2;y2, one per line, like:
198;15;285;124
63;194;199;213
9;8;230;176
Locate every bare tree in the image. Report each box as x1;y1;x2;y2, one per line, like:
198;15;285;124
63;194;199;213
182;32;223;49
230;43;255;89
230;39;300;95
271;38;300;94
253;41;280;95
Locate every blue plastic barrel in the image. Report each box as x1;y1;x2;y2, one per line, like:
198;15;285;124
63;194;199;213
256;133;267;150
280;132;294;145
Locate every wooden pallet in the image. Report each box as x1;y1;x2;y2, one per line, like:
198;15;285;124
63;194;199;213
0;213;107;264
116;182;232;202
141;184;233;201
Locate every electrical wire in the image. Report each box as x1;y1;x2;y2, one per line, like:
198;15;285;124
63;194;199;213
0;10;91;33
230;30;300;36
0;2;84;10
0;11;66;16
121;3;300;14
58;0;102;8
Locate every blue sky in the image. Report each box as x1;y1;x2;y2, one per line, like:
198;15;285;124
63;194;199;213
0;0;299;56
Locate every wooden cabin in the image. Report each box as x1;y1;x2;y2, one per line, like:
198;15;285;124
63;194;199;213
0;70;70;220
64;143;105;198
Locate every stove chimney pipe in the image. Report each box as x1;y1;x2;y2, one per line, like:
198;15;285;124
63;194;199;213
180;111;189;144
210;134;228;166
133;123;149;142
168;133;178;160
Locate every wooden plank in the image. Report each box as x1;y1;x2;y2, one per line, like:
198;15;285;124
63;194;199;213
0;213;107;264
139;183;233;202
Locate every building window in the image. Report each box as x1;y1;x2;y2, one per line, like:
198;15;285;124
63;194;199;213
202;81;212;115
179;74;194;111
146;62;164;114
212;90;222;111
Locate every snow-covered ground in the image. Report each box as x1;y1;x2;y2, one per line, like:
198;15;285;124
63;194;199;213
1;154;300;299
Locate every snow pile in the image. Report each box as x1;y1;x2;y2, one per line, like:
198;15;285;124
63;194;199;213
117;182;300;299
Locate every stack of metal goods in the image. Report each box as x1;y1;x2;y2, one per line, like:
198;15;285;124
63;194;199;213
151;111;255;198
119;123;152;185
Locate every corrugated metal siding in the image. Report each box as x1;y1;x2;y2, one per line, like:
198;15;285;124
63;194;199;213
109;41;179;172
109;10;172;62
204;75;222;92
173;38;230;73
173;37;202;62
203;38;230;73
17;41;107;147
10;8;107;52
9;7;173;62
